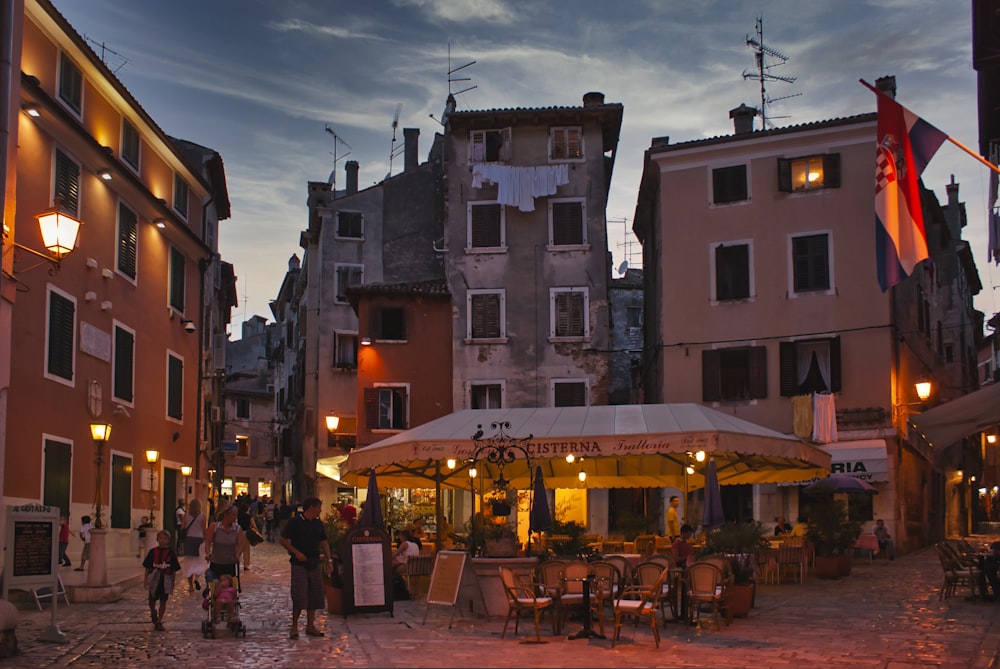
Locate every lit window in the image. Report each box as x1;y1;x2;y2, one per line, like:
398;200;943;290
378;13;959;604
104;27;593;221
778;154;841;192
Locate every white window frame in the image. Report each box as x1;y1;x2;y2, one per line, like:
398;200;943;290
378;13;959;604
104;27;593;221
550;378;589;407
469;380;506;409
787;230;835;298
549;287;589;341
466;289;507;343
468;128;512;164
335;210;364;240
334;330;359;369
466;201;507;253
547;197;589;250
708;162;751;207
709;239;755;305
57;51;82;118
372;382;410;432
121;118;140;173
173;173;189;221
549;126;584;162
334;263;364;304
44;284;76;387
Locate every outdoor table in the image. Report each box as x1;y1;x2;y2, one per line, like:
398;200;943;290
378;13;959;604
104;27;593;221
853;534;879;562
604;553;643;570
565;575;605;640
665;567;687;622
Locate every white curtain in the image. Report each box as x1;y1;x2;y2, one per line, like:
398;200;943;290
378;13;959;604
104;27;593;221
796;342;831;390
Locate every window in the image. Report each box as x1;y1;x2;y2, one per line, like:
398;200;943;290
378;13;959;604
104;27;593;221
712;164;748;204
58;52;82;115
113;324;135;403
167;353;183;420
336;211;363;238
54;149;80;215
46;288;75;383
549;199;586;246
778;154;841;192
371;306;406;341
364;385;408;430
173;173;188;220
468;290;505;340
335;264;363;303
471;383;503;409
713;242;751;301
469;128;511;163
236;435;249;458
550;126;583;161
235;398;250;419
468;201;505;249
121;119;140;171
550;288;588;339
702;346;767;402
553;380;587;407
626;306;643;328
116;203;137;280
169;247;186;312
779;337;841;396
334;331;358;369
791;233;831;293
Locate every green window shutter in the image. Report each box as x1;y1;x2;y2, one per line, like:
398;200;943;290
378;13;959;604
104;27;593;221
552;202;583;245
823;153;841;188
117;204;137;279
829;336;842;392
167;355;183;419
47;292;74;380
471;204;501;247
702;349;721;402
169;248;185;311
55;149;80;215
114;327;134;402
749;346;768;399
777;158;792;192
779;341;798;396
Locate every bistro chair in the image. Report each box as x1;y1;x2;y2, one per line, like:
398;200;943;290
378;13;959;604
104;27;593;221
536;559;568;631
498;566;555;642
632;561;672;624
634;534;657;556
775;540;806;584
686;561;727;630
589;560;623;618
611;567;667;648
558;560;603;637
404;554;434;598
602;554;633;586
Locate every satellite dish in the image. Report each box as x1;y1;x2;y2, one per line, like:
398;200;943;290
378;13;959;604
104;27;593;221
618;260;628;275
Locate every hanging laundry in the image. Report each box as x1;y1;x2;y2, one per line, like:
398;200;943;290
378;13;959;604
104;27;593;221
792;394;813;439
812;392;839;443
470;164;571;212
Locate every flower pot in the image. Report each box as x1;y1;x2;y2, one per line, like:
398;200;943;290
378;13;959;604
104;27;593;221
324;582;343;614
838;553;852;576
484;535;518;557
814;555;840;579
728;583;754;618
490;501;512;517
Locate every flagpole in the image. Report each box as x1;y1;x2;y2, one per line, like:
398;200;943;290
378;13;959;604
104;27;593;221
859;78;1000;175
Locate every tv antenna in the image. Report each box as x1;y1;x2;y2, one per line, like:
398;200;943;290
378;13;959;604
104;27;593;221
387;103;404;177
82;35;130;74
430;43;477;126
324;125;352;193
742;16;800;130
608;217;641;276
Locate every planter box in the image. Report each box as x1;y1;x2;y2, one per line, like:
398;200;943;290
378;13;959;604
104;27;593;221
814;555;840;579
838;553;852;576
484;536;518;557
728;583;754;618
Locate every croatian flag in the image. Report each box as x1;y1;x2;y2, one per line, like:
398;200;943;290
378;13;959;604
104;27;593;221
874;94;947;291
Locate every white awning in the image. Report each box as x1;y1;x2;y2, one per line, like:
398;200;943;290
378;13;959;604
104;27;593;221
909;382;1000;447
820;439;888;482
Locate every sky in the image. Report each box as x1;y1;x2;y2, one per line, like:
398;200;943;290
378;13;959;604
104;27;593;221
49;0;1000;338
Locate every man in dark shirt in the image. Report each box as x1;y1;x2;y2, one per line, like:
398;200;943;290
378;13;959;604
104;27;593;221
279;497;330;638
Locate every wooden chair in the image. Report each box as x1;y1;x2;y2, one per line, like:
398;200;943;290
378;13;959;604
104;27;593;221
686;561;727;630
601;540;624;554
654;536;674;556
611;567;667;648
775;541;806;584
632;561;671;625
755;546;777;585
404;554;434;598
498;565;555;642
935;542;981;600
535;559;568;631
634;534;657;556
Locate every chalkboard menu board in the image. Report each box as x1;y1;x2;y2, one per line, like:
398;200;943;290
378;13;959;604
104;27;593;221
13;521;53;577
341;526;392;616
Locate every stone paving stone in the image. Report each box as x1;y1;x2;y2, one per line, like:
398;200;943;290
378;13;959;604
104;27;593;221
3;537;1000;667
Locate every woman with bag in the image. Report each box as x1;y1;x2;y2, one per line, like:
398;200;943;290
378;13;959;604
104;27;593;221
237;501;261;571
181;499;207;592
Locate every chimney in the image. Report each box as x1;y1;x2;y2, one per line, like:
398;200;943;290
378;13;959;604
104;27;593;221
345;161;359;194
583;91;605;107
875;75;897;99
288;254;300;271
946;174;959;207
404;128;419;172
729;103;757;135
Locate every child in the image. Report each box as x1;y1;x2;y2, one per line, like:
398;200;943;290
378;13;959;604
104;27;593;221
213;573;238;624
142;530;181;631
75;516;93;571
58;515;71;567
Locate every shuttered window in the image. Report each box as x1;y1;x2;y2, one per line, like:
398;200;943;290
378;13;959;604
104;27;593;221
550;200;585;245
173;174;188;220
554;381;587;407
469;291;503;339
169;247;185;312
469;202;503;248
702;346;767;402
551;289;587;338
54;149;80;215
337;211;363;238
715;243;750;300
122;119;140;171
712;164;748;204
113;325;134;403
550;126;583;160
364;386;408;429
47;290;75;381
58;52;82;114
779;338;841;396
370;306;406;341
792;233;830;293
469;128;511;163
777;153;841;192
335;264;363;303
117;203;137;280
167;354;183;420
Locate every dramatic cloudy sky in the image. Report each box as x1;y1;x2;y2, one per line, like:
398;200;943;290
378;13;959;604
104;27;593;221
50;0;1000;336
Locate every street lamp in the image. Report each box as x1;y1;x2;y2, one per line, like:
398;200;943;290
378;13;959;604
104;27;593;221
145;449;160;525
88;422;112;529
682;450;706;527
180;465;193;505
325;413;340;433
469;421;534;556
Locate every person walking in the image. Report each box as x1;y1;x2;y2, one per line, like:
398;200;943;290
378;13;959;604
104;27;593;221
236;501;259;571
665;495;680;540
58;515;72;567
142;529;181;631
278;496;330;639
204;502;246;584
75;515;92;571
181;499;207;591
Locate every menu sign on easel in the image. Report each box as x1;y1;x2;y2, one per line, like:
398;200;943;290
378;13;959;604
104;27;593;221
3;503;66;643
341;526;392;616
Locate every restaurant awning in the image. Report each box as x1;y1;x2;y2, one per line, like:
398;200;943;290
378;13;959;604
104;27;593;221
821;439;888;482
337;404;831;491
909;383;1000;448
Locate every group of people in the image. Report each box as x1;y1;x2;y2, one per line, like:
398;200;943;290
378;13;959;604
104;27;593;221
56;514;93;573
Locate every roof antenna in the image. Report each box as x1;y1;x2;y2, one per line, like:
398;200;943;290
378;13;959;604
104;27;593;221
323;125;352;195
742;16;800;131
387;103;403;178
430;43;477;126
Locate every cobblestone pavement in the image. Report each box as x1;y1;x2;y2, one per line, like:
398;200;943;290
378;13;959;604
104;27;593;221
5;538;1000;668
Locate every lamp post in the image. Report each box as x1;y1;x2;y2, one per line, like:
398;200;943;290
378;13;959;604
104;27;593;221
87;422;112;587
88;422;112;529
180;465;192;505
145;449;160;525
470;421;534;556
682;450;706;527
468;465;477;556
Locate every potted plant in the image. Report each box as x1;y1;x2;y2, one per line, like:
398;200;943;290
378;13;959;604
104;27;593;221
322;513;349;613
700;521;769;616
805;500;862;579
482;516;519;557
485;485;517;518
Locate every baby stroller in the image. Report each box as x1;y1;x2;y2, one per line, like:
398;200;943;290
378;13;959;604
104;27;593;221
200;566;247;638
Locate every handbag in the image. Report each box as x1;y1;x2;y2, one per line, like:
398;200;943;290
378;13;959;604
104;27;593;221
177;516;195;549
247;527;264;546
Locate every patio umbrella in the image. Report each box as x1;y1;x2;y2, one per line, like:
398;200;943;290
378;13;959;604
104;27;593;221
802;474;878;495
701;457;726;529
529;465;553;534
357;468;385;530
